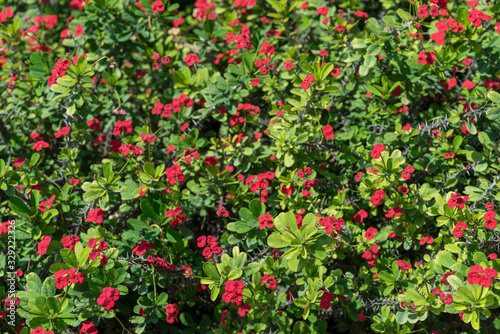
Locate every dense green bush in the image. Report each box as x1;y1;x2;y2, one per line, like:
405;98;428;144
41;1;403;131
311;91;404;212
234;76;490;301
1;0;500;333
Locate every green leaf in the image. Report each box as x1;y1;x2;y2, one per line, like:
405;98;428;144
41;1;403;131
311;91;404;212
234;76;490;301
26;273;43;294
486;107;500;120
487;91;500;104
140;199;158;222
60;248;78;268
9;197;31;218
267;232;289;248
454;287;475;304
284;151;294;167
203;262;219;279
144;162;156;177
446;275;464;290
210;285;220;301
227;268;242;280
239;208;255;222
30;66;47;78
249;199;264;217
436;250;456;269
46;296;61;314
41;277;57;296
274;212;299;234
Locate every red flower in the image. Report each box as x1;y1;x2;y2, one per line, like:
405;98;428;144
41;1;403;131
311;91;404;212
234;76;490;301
204;156;218;166
440;293;453;304
88;208;105;224
445;78;457;91
317;6;328;15
444;152;455;159
283;60;295;71
184;53;201;67
37;236;52;255
258;214;274;229
462;58;472;66
301;75;315;90
75;24;84;36
165;303;179;324
417;51;436;65
319;290;334;309
370;190;385;206
463;80;476;89
364;227;378;240
370;143;385;159
358;312;366;322
354;210;368;223
322;125;334;140
33;140;49;151
13;158;25;167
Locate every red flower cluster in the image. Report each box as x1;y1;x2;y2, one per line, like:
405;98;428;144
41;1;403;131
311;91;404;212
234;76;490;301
88;239;109;266
197;235;222;259
131;240;154;256
258;214;274;229
467;265;497;287
54;268;84;289
184;53;201;67
31;328;54;334
484;209;497;229
432;288;453;304
222;280;244;306
229;111;246;127
88;208;105;224
80;321;98;334
236;103;260;115
362;245;380;268
468;8;492;28
283;60;295;71
444;152;455;159
319;290;334;309
420;236;434;245
396;259;412;272
38;195;56;213
364;227;378;240
204;156;218;166
319;216;345;235
54;126;70;138
97;287;120;310
301;75;315;90
385;207;402;218
146;256;175;270
370;190;385;206
216;206;229;217
33;139;49;151
165;206;187;226
61;235;79;251
261;274;277;289
323;125;334;140
354;209;368;223
165;303;179;324
113;120;133;136
281;184;296;196
417;51;436;65
401;165;415;180
87;118;101;130
48;58;71;86
452;221;467;238
370;143;385;159
447;193;469;209
165;164;185;185
440;270;456;285
37;236;51;255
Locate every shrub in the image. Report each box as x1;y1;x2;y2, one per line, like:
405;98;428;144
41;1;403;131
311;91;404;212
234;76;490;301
1;0;500;333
